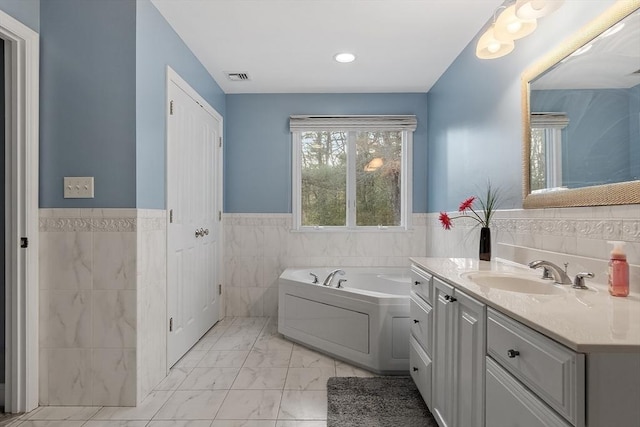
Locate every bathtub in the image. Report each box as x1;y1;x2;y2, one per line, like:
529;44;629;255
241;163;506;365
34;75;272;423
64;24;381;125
278;267;411;374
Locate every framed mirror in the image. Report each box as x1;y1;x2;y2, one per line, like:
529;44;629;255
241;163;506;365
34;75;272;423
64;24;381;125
522;1;640;208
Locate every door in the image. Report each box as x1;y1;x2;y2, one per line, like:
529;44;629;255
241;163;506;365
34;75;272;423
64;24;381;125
167;74;222;367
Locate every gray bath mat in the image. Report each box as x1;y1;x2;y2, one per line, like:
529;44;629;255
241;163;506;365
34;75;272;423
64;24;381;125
327;376;438;427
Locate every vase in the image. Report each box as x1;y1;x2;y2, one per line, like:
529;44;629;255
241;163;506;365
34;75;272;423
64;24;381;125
479;227;491;261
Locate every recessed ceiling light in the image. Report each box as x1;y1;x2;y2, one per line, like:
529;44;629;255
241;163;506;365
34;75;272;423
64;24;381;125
334;53;356;63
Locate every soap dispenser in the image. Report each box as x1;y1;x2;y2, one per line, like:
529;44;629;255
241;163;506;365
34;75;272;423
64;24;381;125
607;241;629;297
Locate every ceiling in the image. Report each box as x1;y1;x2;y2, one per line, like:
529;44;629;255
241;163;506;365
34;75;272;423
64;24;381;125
151;0;504;94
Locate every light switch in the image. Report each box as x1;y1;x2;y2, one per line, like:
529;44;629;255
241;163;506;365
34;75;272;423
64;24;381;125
64;177;94;198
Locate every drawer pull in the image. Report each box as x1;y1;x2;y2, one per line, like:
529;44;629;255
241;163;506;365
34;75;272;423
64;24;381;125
413;367;419;372
414;280;421;286
413;319;420;323
507;349;520;358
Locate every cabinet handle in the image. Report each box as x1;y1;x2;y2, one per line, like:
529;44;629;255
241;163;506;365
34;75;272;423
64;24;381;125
507;349;520;358
412;367;419;372
444;295;450;301
414;280;421;286
449;296;457;302
413;319;419;323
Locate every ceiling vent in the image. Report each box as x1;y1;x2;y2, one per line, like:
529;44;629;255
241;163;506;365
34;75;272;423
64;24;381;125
226;72;251;81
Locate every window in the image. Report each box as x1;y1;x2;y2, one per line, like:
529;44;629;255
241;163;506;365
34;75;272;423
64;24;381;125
530;113;569;192
291;115;416;229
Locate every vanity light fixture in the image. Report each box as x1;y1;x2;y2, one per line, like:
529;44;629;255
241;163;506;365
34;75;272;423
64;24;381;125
494;5;537;41
364;157;384;172
476;0;563;60
476;24;515;59
515;0;564;19
334;52;356;63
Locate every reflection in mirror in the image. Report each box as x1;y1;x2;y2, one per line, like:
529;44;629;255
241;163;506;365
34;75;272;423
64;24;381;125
522;2;640;208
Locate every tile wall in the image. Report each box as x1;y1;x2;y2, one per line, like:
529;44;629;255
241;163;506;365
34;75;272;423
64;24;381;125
223;214;429;317
39;209;167;406
425;204;640;292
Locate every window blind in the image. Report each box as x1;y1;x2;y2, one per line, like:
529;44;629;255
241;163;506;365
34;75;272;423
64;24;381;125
289;115;417;131
530;113;569;129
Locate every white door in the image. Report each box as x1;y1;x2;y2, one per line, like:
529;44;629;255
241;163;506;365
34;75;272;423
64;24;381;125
167;73;222;367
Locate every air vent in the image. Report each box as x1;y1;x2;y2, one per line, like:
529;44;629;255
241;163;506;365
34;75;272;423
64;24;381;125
226;72;251;81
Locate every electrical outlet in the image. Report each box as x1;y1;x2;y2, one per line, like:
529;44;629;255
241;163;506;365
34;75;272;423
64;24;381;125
64;177;94;198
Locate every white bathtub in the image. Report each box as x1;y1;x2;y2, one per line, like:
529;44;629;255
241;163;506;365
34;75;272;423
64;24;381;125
278;267;411;374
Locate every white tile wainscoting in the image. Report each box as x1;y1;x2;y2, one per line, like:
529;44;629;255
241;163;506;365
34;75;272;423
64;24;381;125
426;204;640;292
223;214;429;317
39;209;167;406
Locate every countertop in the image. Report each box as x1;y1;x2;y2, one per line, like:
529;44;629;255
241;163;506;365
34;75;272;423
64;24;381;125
410;257;640;353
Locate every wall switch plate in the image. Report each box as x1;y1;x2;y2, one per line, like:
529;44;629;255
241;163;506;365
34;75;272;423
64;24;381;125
64;177;94;198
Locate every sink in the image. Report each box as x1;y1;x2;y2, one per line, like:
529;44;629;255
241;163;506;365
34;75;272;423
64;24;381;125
461;272;566;295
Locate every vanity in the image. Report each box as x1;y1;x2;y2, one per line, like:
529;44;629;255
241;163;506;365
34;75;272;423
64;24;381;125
409;257;640;427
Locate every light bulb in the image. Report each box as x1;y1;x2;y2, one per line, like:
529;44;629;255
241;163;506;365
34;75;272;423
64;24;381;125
507;21;522;33
488;42;501;53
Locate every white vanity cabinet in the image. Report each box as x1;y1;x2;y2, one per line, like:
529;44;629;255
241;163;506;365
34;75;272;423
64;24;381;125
410;258;640;427
431;276;486;427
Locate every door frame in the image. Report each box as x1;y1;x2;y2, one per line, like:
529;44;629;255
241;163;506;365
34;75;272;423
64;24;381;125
1;11;39;413
165;66;223;366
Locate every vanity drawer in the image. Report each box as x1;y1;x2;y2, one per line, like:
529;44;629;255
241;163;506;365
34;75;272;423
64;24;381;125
410;266;432;305
410;294;433;355
487;308;584;426
410;335;432;410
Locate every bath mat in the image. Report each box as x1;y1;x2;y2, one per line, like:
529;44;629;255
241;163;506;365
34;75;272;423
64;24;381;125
327;376;438;427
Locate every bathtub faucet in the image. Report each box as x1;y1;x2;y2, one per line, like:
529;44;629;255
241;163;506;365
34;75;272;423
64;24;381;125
322;269;345;287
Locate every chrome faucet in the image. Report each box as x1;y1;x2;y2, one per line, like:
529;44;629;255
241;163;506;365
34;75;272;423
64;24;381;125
322;269;345;287
528;260;572;285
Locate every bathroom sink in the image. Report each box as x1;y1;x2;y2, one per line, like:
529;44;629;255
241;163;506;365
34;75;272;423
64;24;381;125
461;272;566;295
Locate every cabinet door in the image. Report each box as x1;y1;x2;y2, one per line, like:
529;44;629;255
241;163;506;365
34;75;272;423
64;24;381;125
452;289;486;427
432;278;454;427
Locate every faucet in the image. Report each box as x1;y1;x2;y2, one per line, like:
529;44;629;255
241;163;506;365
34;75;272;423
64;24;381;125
322;269;345;287
528;260;572;285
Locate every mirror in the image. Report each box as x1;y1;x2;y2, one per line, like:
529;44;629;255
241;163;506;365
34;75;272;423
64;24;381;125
522;2;640;208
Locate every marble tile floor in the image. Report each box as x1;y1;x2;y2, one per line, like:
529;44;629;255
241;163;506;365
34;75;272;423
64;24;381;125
8;317;377;427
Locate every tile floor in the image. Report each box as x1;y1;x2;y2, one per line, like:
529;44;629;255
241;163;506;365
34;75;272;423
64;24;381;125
9;317;377;427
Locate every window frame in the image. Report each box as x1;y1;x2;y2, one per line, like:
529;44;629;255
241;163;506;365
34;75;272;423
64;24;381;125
292;127;413;231
530;113;568;192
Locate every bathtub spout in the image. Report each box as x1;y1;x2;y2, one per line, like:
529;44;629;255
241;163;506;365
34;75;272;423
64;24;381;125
322;269;345;287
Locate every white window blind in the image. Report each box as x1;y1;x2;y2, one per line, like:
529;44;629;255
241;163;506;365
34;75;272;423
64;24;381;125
290;115;417;131
531;113;569;129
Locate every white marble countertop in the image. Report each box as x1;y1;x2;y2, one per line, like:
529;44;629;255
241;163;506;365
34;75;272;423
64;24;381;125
410;257;640;353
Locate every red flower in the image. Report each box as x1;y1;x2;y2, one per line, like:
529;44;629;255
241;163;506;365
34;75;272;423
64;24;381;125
439;212;452;230
459;196;476;213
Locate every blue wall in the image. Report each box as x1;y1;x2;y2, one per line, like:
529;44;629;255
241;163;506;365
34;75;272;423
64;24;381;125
225;93;428;213
40;0;137;207
531;88;633;187
630;84;640;180
136;0;226;209
0;0;38;32
427;0;617;212
38;0;224;208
